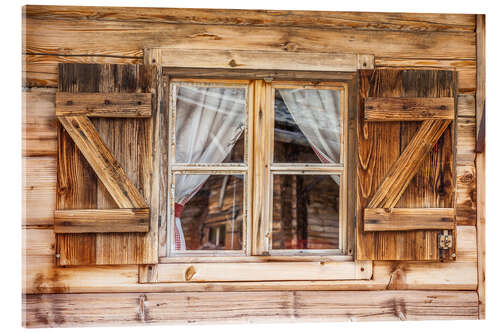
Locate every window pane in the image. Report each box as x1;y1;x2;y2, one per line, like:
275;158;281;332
174;174;244;251
272;174;340;250
274;89;341;163
174;84;246;163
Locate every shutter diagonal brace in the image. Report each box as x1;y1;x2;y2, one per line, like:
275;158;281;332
55;92;152;233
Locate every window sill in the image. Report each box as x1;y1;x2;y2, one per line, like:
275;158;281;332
145;260;372;283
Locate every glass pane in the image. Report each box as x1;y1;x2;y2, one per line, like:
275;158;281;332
174;84;246;163
174;174;244;251
272;174;340;250
274;89;341;163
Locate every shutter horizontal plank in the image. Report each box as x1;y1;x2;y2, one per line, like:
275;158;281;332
58;115;147;209
54;208;150;233
364;208;455;231
364;97;454;121
56;92;152;118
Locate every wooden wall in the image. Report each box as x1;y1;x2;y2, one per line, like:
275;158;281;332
22;5;482;327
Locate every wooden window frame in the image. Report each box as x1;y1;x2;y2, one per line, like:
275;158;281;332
142;48;372;283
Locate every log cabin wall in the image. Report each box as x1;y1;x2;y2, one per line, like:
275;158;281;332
22;5;484;326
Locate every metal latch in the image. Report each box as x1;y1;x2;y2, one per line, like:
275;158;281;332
439;230;453;250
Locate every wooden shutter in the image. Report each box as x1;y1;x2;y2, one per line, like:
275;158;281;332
55;63;160;265
357;69;456;261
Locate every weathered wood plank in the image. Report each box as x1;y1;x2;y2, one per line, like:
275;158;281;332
23;226;477;294
364;97;454;121
367;119;451;209
150;48;368;71
475;14;486;319
22;290;478;327
375;58;476;94
155;261;372;282
23;157;56;226
58;116;148;209
456;165;476;225
56;63;157;265
364;208;455;231
56;92;152;117
22;89;57;157
23;17;476;60
357;69;456;261
54;209;150;233
24;6;476;32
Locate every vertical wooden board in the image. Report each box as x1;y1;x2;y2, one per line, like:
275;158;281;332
357;69;456;261
57;63;158;265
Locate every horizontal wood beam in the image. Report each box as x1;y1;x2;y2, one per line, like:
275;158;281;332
364;97;455;121
22;290;479;327
364;208;455;231
146;48;374;72
54;209;149;233
56;92;152;117
58;116;148;208
155;261;372;282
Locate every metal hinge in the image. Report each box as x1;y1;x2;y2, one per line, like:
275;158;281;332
438;230;453;250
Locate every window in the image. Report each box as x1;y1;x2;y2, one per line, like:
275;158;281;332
165;79;348;260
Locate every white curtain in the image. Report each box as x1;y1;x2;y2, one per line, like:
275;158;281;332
279;89;341;184
173;85;246;251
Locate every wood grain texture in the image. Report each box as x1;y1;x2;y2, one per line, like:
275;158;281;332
56;92;152;117
56;63;158;265
23;17;476;60
357;69;456;261
364;97;454;121
23;157;56;226
23;88;57;156
475;14;485;153
150;48;364;71
22;290;478;327
54;209;149;233
23;226;477;294
24;6;476;32
364;208;455;231
156;261;371;282
367;119;451;209
475;13;486;320
58;116;148;209
375;58;476;94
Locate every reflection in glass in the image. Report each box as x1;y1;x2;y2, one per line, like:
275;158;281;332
274;89;341;163
272;174;340;250
174;174;244;251
174;85;246;163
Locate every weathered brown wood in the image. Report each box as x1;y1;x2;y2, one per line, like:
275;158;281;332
357;69;456;261
22;290;479;327
456;165;476;225
367;119;451;209
54;209;150;233
56;92;152;117
364;208;455;231
56;63;158;265
364;97;454;121
24;6;476;32
149;48;368;72
23;157;56;226
23;17;476;60
58;115;148;209
156;261;371;282
475;14;486;320
375;58;476;94
475;15;485;153
22;89;57;156
23;226;477;294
